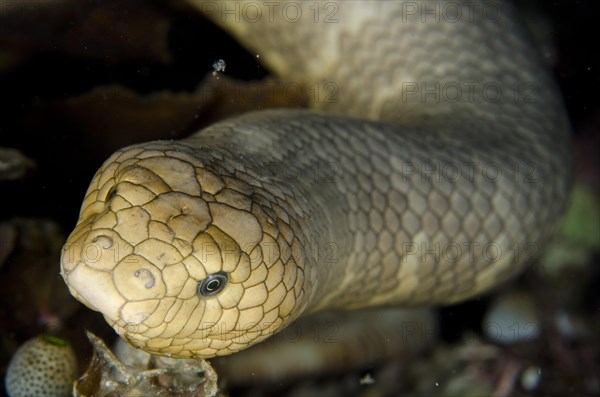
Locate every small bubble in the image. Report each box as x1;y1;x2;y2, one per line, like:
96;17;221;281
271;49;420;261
212;59;226;76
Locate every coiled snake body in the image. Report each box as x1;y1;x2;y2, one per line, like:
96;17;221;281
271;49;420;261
60;1;571;359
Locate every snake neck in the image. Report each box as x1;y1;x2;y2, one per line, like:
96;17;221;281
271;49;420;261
182;125;356;316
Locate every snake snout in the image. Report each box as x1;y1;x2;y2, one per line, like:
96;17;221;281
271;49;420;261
60;226;136;321
59;256;126;323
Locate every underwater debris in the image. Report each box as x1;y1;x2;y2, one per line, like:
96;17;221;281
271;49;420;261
73;331;222;397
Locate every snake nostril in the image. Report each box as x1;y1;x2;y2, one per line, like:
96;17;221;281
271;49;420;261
92;235;114;249
134;268;156;289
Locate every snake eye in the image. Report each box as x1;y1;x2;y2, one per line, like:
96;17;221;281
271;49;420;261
197;272;228;297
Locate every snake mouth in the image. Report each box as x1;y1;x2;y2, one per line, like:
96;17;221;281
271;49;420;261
60;256;125;324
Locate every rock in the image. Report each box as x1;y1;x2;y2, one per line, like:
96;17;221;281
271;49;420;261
483;292;541;345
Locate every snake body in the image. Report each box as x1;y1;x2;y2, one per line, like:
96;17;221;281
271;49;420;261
60;0;571;359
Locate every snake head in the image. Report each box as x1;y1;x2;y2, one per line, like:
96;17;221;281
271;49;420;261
60;142;310;358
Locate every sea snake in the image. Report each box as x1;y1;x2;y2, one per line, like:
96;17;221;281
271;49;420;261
60;0;571;359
